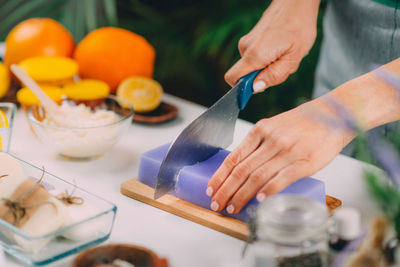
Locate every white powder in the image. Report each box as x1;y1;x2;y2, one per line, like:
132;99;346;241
44;103;119;128
38;103;124;158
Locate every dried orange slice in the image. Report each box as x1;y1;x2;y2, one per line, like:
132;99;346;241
0;62;10;98
116;76;163;113
18;56;78;85
17;85;63;106
0;110;8;128
63;79;110;100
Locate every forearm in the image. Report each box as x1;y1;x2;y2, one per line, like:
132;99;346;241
319;58;400;133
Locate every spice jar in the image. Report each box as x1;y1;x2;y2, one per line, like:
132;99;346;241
245;195;333;267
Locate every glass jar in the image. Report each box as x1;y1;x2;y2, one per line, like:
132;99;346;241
246;195;332;267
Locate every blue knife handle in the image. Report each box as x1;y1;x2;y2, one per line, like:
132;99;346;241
237;70;262;110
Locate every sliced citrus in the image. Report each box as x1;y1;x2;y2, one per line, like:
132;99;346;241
0;62;10;98
116;76;163;113
0;110;8;128
17;85;63;106
18;56;78;84
63;79;110;100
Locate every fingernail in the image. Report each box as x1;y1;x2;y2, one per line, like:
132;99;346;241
257;193;266;202
226;204;235;214
206;187;214;196
253;80;266;92
211;201;219;211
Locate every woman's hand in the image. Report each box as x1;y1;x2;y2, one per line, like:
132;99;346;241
206;99;355;214
225;0;320;92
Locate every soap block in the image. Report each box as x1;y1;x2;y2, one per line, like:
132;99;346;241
138;144;171;188
138;144;326;222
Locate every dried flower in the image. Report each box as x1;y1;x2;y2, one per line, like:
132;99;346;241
367;130;400;187
320;95;360;133
331;232;366;267
56;188;84;206
373;67;400;97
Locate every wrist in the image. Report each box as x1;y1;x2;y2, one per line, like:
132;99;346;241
307;98;358;148
330;68;400;131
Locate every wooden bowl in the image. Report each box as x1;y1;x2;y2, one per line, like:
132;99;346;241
133;102;178;124
72;244;168;267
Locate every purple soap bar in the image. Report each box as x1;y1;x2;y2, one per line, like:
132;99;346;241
138;143;326;222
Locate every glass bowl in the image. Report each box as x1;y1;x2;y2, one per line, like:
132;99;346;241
27;96;134;160
0;153;117;265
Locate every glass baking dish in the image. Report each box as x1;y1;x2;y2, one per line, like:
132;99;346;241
0;153;117;266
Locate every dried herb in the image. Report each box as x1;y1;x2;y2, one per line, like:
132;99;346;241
56;187;84;206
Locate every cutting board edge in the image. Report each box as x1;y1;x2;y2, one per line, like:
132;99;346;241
120;178;249;241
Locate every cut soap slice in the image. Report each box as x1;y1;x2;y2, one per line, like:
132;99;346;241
138;143;326;222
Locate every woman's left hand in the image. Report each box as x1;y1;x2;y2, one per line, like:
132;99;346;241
206;99;355;214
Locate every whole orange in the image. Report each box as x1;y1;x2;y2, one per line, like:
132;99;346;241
74;27;155;91
4;18;75;67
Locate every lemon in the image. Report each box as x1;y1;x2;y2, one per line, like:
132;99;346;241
63;79;110;100
0;110;8;128
117;76;163;113
18;56;78;85
17;85;63;106
0;62;10;98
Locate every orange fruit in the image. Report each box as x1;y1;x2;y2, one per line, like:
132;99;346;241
4;18;75;67
74;27;155;92
117;76;162;113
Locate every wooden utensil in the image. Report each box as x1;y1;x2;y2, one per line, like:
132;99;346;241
10;64;63;116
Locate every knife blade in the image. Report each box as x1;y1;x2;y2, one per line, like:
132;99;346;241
154;70;261;199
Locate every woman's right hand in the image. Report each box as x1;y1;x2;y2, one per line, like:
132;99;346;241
225;0;320;92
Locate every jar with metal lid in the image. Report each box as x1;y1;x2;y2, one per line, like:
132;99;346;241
245;195;333;267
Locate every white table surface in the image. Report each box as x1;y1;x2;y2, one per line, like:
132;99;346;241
3;93;382;267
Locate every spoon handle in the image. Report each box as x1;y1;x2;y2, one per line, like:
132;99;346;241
11;64;61;115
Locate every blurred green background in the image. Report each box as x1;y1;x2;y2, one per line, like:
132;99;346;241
0;0;326;123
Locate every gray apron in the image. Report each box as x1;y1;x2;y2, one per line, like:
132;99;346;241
314;0;400;156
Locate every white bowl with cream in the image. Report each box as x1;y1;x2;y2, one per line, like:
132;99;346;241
28;95;134;159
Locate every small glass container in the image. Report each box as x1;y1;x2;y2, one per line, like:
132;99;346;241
246;195;332;267
0;154;117;265
0;102;16;152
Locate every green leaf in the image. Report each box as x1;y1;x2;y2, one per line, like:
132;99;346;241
0;0;57;40
103;0;118;26
366;171;400;239
84;0;97;32
0;0;26;19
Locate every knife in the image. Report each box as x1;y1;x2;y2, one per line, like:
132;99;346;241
154;70;261;199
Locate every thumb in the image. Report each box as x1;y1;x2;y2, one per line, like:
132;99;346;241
253;56;299;93
224;57;265;87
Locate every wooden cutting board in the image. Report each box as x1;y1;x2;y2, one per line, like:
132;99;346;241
120;179;342;241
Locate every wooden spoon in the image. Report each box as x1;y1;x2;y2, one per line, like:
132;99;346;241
10;64;63;116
